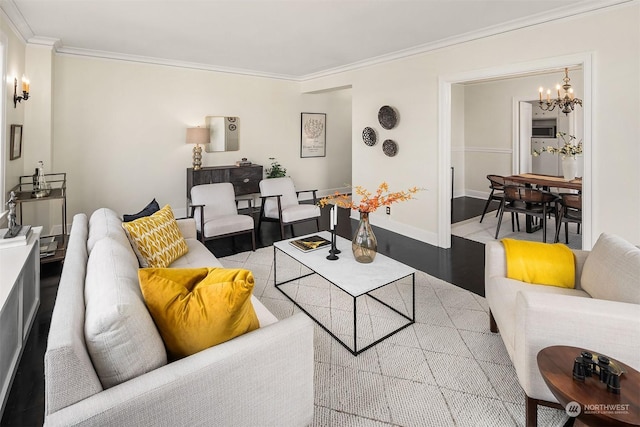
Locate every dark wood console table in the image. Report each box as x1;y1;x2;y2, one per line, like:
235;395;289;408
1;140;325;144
537;345;640;427
186;164;263;210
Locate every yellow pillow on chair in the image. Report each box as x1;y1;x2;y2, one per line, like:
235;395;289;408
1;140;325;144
502;238;575;288
138;267;259;359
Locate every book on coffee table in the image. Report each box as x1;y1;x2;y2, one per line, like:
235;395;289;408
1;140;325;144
289;235;331;252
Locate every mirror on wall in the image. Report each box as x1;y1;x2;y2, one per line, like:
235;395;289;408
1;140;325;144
204;116;239;152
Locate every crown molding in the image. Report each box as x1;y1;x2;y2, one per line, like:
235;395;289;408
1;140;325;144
299;0;635;81
0;0;32;42
55;46;300;81
27;36;60;48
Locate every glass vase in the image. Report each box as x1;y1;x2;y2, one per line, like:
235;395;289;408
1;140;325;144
352;211;377;263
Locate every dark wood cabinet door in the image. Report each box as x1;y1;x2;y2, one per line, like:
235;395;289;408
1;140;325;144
229;166;261;195
187;165;263;200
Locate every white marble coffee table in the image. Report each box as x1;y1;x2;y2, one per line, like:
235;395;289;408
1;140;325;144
273;231;416;355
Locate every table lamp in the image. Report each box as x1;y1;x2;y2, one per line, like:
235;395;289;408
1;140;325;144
186;127;210;170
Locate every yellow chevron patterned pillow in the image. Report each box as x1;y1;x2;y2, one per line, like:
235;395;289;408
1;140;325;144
122;205;188;268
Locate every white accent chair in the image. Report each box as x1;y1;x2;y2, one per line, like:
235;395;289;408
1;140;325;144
485;233;640;427
258;177;320;240
190;183;256;250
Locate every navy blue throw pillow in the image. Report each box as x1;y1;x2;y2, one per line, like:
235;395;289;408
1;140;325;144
122;199;160;222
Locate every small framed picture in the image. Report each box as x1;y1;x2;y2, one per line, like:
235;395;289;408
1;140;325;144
300;113;326;158
10;124;22;160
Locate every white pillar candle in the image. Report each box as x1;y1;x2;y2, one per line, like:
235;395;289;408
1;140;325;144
330;206;335;230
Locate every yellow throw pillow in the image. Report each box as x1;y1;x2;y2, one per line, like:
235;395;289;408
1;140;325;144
122;205;188;268
138;267;260;359
502;238;575;288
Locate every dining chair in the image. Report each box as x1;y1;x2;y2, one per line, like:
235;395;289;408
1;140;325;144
190;182;256;250
554;193;582;244
258;177;321;240
480;175;505;223
495;185;558;243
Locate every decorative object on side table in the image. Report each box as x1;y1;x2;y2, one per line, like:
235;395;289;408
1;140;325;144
33;161;51;198
572;350;625;394
532;132;583;180
319;182;421;263
378;105;398;130
5;191;21;237
186;127;210;170
1;191;32;245
362;127;377;146
538;345;640;427
235;157;252;167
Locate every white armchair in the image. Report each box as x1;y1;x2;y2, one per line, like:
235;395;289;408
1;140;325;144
257;177;320;239
485;233;640;427
190;183;255;250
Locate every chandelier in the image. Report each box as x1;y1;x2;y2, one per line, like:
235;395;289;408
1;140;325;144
538;68;583;115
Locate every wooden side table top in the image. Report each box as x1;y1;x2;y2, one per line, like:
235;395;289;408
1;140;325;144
537;345;640;426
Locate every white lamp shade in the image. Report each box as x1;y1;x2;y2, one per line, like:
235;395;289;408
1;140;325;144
186;127;210;145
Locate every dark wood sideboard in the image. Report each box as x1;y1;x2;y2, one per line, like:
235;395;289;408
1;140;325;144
186;164;263;201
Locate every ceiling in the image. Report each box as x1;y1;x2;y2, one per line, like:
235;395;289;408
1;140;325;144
1;0;631;80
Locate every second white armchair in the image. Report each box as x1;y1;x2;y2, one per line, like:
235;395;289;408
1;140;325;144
258;177;320;240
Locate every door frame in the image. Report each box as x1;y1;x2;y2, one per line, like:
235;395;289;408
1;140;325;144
438;53;593;249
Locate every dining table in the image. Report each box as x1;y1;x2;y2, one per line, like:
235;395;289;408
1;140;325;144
503;173;582;233
505;173;582;191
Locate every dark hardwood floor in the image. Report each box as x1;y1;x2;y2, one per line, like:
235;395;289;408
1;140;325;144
1;197;487;426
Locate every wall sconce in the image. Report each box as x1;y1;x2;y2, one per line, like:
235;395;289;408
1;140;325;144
186;127;210;170
13;76;30;108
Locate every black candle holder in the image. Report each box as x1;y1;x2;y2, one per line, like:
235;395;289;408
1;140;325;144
326;229;339;260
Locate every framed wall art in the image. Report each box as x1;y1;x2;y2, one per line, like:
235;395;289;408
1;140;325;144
300;112;326;158
10;124;23;160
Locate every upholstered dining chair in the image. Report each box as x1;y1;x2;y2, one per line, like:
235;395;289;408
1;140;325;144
554;192;582;244
258;177;320;240
480;174;506;223
190;183;256;250
495;185;558;243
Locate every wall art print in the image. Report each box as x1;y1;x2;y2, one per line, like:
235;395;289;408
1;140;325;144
300;112;326;158
10;124;23;160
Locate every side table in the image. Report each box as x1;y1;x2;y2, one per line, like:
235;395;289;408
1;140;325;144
537;345;640;426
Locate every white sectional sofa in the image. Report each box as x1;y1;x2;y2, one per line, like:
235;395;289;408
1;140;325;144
44;208;314;426
485;233;640;427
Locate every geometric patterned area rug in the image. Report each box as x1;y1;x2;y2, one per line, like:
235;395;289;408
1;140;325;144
221;247;570;426
452;213;582;250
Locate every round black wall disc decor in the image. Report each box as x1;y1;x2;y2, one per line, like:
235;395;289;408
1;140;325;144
378;105;398;130
362;127;377;146
382;139;398;157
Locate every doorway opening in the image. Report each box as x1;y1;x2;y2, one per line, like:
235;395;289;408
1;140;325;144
439;54;592;249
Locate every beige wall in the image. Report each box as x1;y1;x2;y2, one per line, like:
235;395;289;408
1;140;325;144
47;56;351;225
301;2;640;246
